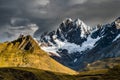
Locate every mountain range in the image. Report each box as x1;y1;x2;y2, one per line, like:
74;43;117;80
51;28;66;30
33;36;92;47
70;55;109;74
0;17;120;80
40;17;120;70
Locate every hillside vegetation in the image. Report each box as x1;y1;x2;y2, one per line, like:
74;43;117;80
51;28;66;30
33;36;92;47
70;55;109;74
0;35;76;74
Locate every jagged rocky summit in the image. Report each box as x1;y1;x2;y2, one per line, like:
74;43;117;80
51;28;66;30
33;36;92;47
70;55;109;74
39;17;120;70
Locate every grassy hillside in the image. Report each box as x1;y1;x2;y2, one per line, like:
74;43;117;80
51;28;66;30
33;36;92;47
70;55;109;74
0;35;77;74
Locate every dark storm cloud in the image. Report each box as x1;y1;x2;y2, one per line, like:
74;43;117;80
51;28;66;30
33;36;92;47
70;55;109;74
62;0;120;25
0;0;120;42
34;0;120;37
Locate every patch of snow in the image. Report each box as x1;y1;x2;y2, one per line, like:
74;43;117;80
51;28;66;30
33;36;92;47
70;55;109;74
52;35;57;39
101;27;106;36
41;46;61;57
54;35;100;54
66;18;73;22
55;39;82;53
41;33;100;55
74;18;82;26
74;18;90;38
33;38;39;43
113;34;120;42
74;58;77;62
82;35;100;49
45;36;50;40
63;18;73;24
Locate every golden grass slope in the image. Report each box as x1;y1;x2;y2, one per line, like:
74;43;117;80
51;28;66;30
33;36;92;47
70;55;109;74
0;35;77;75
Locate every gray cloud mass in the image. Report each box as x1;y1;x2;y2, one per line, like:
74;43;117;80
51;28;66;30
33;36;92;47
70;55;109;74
0;0;120;42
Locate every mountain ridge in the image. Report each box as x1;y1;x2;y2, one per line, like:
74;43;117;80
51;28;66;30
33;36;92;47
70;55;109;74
39;17;120;70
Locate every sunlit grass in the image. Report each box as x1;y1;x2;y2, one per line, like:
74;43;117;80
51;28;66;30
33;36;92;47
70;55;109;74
0;35;77;75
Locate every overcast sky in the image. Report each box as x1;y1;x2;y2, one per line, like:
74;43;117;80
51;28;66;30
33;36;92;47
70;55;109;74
0;0;120;42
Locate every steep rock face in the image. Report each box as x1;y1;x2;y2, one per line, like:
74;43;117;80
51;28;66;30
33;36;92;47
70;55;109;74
91;22;120;50
41;18;91;45
11;35;39;52
40;18;91;56
40;17;120;70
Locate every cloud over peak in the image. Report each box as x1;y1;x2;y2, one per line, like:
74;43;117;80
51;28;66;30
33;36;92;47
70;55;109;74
0;0;120;42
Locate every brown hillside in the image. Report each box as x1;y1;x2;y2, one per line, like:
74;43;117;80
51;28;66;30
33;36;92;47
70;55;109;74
0;35;77;74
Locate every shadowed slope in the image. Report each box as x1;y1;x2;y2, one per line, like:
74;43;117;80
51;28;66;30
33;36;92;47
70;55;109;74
0;67;107;80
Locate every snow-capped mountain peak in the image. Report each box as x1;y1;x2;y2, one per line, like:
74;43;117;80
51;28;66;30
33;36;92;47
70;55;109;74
40;17;120;57
39;17;120;70
62;18;73;26
74;18;91;38
40;18;92;56
74;18;82;26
